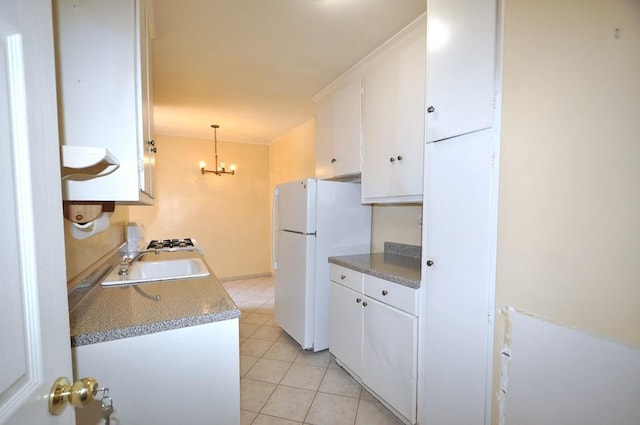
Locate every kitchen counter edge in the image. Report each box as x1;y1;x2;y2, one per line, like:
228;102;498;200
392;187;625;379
329;246;422;289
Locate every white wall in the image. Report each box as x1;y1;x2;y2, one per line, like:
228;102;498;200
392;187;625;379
497;0;640;351
495;0;640;422
129;134;271;279
499;310;640;425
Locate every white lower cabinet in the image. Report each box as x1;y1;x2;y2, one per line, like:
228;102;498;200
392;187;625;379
329;265;418;424
73;319;240;425
362;297;417;423
329;281;363;377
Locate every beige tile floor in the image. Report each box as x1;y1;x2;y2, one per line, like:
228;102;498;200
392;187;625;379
221;276;406;425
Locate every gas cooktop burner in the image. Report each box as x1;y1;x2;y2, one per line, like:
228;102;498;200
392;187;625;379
146;238;196;250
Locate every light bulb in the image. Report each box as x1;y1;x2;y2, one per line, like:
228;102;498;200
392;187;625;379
230;164;236;171
199;161;206;169
220;162;226;169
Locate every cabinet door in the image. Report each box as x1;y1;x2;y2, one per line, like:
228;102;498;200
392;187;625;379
420;130;496;424
362;297;417;423
362;20;426;203
139;0;155;198
329;281;363;377
74;320;240;424
425;0;497;142
315;79;362;179
56;0;153;204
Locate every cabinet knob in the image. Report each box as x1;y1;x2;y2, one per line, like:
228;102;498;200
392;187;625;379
426;260;435;267
340;275;346;280
382;290;388;296
427;106;435;113
362;301;368;307
151;147;157;153
389;157;395;163
356;298;361;303
397;156;403;161
331;158;337;164
147;139;155;146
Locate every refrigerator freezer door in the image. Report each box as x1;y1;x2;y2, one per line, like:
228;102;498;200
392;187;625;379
275;179;317;234
274;230;316;350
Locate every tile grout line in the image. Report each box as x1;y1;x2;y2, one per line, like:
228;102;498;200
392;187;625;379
226;277;403;425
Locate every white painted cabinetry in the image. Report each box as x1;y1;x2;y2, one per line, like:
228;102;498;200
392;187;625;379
314;78;362;180
425;0;497;142
361;18;426;203
55;0;155;203
329;264;418;424
328;265;364;376
419;130;497;425
73;319;240;425
329;281;363;376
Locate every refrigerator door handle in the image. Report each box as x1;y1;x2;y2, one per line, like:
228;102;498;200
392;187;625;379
282;230;316;236
272;187;279;270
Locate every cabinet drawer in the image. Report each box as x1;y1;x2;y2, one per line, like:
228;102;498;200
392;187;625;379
329;264;363;293
364;274;417;315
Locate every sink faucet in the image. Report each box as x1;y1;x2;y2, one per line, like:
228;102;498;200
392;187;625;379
117;249;160;276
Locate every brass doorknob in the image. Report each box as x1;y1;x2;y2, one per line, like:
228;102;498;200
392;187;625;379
49;376;99;415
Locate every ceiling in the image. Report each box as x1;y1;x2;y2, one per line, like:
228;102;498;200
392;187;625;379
151;0;426;144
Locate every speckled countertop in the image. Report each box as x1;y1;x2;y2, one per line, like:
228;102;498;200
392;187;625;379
329;242;422;289
68;250;240;347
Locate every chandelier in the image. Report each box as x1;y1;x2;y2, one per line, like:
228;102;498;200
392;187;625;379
200;124;235;176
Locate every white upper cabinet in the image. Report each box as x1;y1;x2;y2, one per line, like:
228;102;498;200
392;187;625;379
425;0;497;143
315;78;362;180
55;0;155;204
361;18;426;203
140;0;155;199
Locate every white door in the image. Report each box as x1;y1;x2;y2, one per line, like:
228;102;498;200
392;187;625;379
361;19;426;203
419;130;497;425
425;0;497;143
362;297;418;424
274;179;316;234
0;0;75;424
140;0;155;198
314;78;362;180
274;231;316;350
328;282;363;376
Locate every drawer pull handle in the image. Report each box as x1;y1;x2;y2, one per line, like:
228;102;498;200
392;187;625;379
382;290;388;296
340;275;346;280
356;298;362;303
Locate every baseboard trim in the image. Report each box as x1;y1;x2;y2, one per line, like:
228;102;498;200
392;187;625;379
218;272;272;282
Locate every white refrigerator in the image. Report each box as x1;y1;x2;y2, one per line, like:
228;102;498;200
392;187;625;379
273;178;371;351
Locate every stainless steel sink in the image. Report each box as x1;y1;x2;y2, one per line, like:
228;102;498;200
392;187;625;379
101;257;210;286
